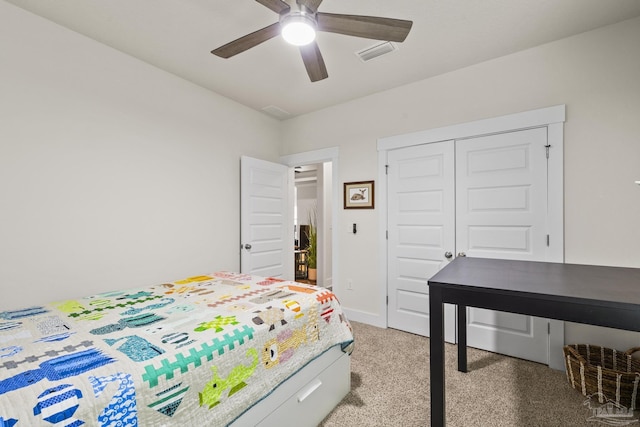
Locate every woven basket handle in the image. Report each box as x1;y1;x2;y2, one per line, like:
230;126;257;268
564;345;587;363
624;347;640;356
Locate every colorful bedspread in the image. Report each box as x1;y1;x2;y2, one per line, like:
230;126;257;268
0;272;354;426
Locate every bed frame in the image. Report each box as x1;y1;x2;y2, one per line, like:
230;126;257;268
231;344;352;426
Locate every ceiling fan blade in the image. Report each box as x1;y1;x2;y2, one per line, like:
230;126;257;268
296;0;323;13
300;42;328;82
211;23;281;58
256;0;290;14
317;12;413;42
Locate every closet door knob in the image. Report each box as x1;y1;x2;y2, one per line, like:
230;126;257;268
444;252;453;259
244;244;252;250
457;252;466;257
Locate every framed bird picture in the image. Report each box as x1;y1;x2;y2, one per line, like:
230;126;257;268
344;181;374;209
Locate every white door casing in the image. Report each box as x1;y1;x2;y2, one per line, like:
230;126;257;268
387;141;456;341
240;156;294;279
456;128;550;364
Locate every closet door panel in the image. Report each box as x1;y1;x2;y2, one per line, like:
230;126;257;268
387;141;455;339
456;127;549;364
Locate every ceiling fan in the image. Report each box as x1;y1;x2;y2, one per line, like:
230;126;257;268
211;0;413;82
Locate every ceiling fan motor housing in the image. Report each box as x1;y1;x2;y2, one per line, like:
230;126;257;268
280;9;317;46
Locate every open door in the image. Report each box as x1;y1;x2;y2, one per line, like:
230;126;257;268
240;156;294;279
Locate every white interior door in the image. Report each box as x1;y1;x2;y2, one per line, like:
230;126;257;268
240;156;294;279
387;142;456;341
456;128;549;364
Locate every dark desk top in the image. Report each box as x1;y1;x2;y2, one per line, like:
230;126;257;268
428;257;640;310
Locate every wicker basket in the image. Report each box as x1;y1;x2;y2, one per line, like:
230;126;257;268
563;344;640;410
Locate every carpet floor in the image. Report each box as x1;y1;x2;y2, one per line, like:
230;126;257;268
320;321;611;426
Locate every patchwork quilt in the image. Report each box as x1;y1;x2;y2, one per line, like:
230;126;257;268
0;272;354;426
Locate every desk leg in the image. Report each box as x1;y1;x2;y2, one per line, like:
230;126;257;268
429;286;445;427
457;304;467;373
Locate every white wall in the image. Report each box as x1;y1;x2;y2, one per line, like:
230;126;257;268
281;17;640;348
0;2;281;309
296;183;317;229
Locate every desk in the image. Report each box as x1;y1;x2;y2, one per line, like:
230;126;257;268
428;257;640;426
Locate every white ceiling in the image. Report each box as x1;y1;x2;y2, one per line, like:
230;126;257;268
7;0;640;119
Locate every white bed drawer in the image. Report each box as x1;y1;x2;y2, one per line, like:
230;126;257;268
256;350;350;427
231;346;351;427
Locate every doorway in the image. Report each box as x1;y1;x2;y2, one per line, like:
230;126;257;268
281;147;340;291
294;163;333;288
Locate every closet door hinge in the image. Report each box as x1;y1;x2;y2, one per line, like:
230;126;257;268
547;235;550;246
386;295;389;305
385;164;389;175
548;322;551;334
545;144;551;159
386;230;388;240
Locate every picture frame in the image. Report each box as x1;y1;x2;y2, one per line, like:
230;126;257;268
344;181;375;209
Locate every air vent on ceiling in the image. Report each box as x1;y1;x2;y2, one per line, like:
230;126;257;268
262;105;292;120
355;41;398;62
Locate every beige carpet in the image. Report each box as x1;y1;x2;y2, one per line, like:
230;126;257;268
320;321;601;426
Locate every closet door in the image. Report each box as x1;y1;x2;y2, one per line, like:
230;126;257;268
456;127;549;364
387;141;456;340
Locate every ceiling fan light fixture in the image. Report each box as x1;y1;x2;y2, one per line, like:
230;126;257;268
281;13;316;46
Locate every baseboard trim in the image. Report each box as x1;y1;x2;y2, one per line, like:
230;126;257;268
342;308;386;328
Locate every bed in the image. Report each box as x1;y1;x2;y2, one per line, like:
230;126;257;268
0;272;354;426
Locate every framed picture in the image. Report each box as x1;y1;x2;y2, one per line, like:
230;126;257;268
344;181;375;209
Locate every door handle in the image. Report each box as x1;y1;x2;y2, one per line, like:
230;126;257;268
457;252;466;257
244;244;252;250
444;252;453;259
